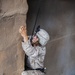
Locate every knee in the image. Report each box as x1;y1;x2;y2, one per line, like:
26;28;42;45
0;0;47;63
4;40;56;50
21;71;28;75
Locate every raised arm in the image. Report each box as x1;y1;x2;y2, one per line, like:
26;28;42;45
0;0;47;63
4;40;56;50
19;25;28;43
19;25;36;56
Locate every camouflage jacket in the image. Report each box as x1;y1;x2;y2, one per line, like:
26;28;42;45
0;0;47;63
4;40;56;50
22;36;46;69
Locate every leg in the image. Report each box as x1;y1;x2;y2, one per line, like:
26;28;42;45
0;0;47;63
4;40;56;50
21;70;45;75
21;71;28;75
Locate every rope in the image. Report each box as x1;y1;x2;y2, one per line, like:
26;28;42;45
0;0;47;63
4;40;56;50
32;0;43;36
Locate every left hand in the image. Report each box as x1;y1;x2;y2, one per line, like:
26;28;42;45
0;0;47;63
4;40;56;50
19;25;27;38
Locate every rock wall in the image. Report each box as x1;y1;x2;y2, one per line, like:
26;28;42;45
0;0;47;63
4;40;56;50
0;0;28;75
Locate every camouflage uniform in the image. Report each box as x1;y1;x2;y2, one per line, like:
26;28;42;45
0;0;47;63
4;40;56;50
21;37;46;75
21;70;45;75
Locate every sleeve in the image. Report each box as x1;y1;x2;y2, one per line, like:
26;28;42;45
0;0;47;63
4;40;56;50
22;39;36;56
39;47;46;62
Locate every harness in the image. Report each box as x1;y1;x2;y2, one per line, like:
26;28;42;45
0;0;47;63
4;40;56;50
25;65;46;74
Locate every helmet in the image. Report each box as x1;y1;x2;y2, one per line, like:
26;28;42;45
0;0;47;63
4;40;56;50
36;29;50;46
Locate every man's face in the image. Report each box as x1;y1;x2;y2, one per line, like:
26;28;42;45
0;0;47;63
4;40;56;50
32;35;39;43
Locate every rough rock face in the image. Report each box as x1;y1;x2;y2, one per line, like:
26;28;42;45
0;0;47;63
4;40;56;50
0;0;28;75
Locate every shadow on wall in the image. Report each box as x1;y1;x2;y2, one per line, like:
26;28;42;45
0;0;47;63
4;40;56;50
0;0;1;12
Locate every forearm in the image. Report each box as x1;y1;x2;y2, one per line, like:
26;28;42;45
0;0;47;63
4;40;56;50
19;25;28;42
23;34;28;43
22;39;36;56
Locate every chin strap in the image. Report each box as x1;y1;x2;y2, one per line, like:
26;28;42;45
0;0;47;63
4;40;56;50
31;25;40;44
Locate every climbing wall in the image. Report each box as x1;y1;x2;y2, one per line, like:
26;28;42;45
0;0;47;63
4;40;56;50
0;0;28;75
27;0;75;75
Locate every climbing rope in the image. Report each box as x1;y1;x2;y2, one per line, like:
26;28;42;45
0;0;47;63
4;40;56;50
32;0;43;36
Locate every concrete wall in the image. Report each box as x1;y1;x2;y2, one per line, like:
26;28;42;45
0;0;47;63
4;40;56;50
27;0;75;75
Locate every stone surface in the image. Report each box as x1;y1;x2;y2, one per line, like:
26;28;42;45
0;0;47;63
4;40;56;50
0;0;28;17
0;0;28;75
27;0;75;75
